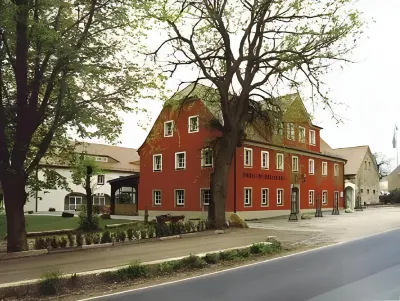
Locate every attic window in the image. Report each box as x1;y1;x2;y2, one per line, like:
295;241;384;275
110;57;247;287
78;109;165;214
188;116;199;133
164;121;174;137
95;157;108;162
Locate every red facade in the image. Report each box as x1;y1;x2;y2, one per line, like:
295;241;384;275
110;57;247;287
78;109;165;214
138;96;345;219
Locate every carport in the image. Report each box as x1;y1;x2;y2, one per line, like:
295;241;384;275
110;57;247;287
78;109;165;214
108;174;139;215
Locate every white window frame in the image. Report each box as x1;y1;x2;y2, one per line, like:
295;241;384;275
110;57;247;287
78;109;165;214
334;164;339;177
244;187;252;207
309;190;315;205
309;159;315;175
261;188;269;207
309;129;316;145
201;148;213;167
261;151;269;169
287;123;295;140
164;120;174;137
153;154;162;171
200;188;211;206
175;189;185;206
277;189;284;206
299;126;306;143
188;116;199;133
322;190;328;204
68;196;82;210
175;152;186;170
97;175;105;185
322;161;328;176
93;195;105;206
276;153;284;171
292;156;299;172
153;190;162;206
244;148;253;167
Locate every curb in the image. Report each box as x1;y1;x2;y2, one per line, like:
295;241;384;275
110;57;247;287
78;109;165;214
159;235;181;241
82;243;113;250
0;249;48;261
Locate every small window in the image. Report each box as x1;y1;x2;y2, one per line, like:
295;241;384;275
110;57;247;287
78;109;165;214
153;190;162;206
200;188;211;206
309;159;315;174
95;156;108;162
175;189;185;206
309;130;316;145
188;116;199;133
334;164;339;177
277;189;284;205
299;127;306;143
93;195;105;205
292;156;299;172
175;152;186;169
309;190;315;205
322;191;328;204
322;162;328;176
201;149;213;167
164;121;174;137
364;161;367;170
276;153;284;170
261;188;269;206
261;151;269;169
153;154;162;171
244;188;252;207
244;148;253;167
373;190;376;194
361;188;363;193
97;175;105;185
368;162;371;170
68;196;82;210
287;123;295;140
367;189;370;194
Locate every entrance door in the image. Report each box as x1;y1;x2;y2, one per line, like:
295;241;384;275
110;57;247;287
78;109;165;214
291;187;300;213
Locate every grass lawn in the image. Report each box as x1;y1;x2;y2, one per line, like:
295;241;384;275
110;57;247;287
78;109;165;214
0;215;133;239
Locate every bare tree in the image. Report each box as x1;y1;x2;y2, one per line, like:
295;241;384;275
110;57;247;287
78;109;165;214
145;0;364;227
373;152;392;180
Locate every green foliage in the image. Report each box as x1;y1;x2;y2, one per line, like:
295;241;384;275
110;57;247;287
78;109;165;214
126;228;134;240
60;237;68;248
50;237;59;249
116;230;126;242
219;250;238;261
84;233;93;245
101;230;112;244
180;255;206;269
204;253;220;264
76;233;84;247
39;271;63;296
107;262;148;281
93;234;101;244
250;243;279;255
237;248;251;258
156;261;175;274
34;237;46;250
78;207;100;231
67;234;75;247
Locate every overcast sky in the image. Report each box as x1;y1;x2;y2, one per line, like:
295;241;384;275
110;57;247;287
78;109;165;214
95;0;399;170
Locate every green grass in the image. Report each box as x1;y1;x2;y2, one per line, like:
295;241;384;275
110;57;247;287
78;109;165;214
0;215;132;239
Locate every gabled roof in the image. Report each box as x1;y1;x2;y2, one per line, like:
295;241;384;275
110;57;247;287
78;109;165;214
332;145;370;175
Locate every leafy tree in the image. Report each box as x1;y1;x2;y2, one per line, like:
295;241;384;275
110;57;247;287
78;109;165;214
0;0;164;251
145;0;364;227
373;152;392;180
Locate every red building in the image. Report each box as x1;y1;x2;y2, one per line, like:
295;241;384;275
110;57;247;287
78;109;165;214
138;84;346;219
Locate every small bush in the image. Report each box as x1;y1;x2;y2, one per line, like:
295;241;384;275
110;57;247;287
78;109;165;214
35;237;46;250
78;208;101;231
219;250;238;261
93;234;101;244
184;221;192;233
44;237;52;249
111;262;148;281
48;208;56;212
101;230;112;244
118;230;126;242
76;232;84;247
60;237;68;248
140;229;147;239
250;243;277;255
61;212;74;218
180;255;206;269
67;234;75;247
50;237;59;249
101;214;111;219
84;233;93;245
204;253;219;264
127;228;134;240
237;248;250;258
39;271;63;296
156;262;175;274
155;223;171;237
27;210;34;214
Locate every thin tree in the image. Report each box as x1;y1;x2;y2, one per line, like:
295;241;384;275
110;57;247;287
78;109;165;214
373;152;392;180
144;0;364;227
0;0;163;252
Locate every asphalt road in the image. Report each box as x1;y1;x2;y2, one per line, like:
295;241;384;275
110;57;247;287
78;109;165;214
88;229;400;301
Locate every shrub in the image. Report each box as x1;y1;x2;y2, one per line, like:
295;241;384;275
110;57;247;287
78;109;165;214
127;228;134;240
48;208;56;212
35;237;46;250
27;210;34;214
204;253;219;264
50;237;59;249
155;223;171;237
249;243;276;255
156;262;175;274
67;234;75;247
84;233;93;245
44;237;52;249
101;214;111;219
265;237;282;250
39;271;63;296
237;248;250;258
76;232;84;247
109;262;148;281
180;255;206;269
118;230;126;242
93;234;101;244
101;230;112;244
61;212;74;218
78;207;101;231
140;229;147;239
184;221;192;233
60;237;68;248
219;250;238;261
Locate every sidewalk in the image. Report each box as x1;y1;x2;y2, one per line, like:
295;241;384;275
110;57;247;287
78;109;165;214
0;228;304;285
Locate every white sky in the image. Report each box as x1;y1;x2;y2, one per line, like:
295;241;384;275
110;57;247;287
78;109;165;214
92;0;399;170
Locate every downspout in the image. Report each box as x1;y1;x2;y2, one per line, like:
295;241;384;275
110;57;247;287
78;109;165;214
35;166;39;212
233;149;237;214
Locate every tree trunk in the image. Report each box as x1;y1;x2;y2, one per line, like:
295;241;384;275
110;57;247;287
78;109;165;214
2;174;28;252
85;166;93;220
209;129;239;228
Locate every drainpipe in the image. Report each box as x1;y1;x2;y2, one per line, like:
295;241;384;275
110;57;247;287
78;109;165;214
233;149;237;213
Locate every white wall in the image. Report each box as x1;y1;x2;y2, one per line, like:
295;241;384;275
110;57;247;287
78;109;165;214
25;168;132;212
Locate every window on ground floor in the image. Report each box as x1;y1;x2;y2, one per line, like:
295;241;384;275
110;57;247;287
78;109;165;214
93;195;105;205
175;189;185;206
244;188;252;207
277;189;284;206
309;190;315;205
261;188;269;206
68;196;82;210
322;191;328;204
201;188;211;206
153;190;162;206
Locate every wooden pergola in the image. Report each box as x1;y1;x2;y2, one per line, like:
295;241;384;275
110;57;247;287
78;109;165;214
108;174;139;215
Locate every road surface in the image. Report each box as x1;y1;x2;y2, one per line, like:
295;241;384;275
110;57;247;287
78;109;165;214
88;229;400;301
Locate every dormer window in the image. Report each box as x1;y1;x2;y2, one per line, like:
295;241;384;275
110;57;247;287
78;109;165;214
164;121;174;137
95;156;108;162
309;130;316;145
188;116;199;133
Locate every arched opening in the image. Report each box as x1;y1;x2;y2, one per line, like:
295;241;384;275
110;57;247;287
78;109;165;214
345;186;355;209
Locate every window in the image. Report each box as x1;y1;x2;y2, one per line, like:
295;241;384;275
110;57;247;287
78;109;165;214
368;162;371;170
334;164;339;177
373;190;376;194
164;121;174;137
153;154;162;171
153;190;162;206
276;153;284;171
361;188;363;193
97;175;105;185
244;188;252;207
261;151;269;169
322;191;328;204
175;152;186;169
188;116;199;133
299;127;306;143
68;196;82;210
201;149;213;167
292;156;299;172
175;189;185;206
322;162;328;176
309;130;316;145
367;189;370;194
364;161;367;170
201;188;210;206
309;159;315;174
309;190;315;205
244;148;253;167
261;188;269;206
277;189;284;205
95;156;108;162
287;123;295;140
93;195;105;205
